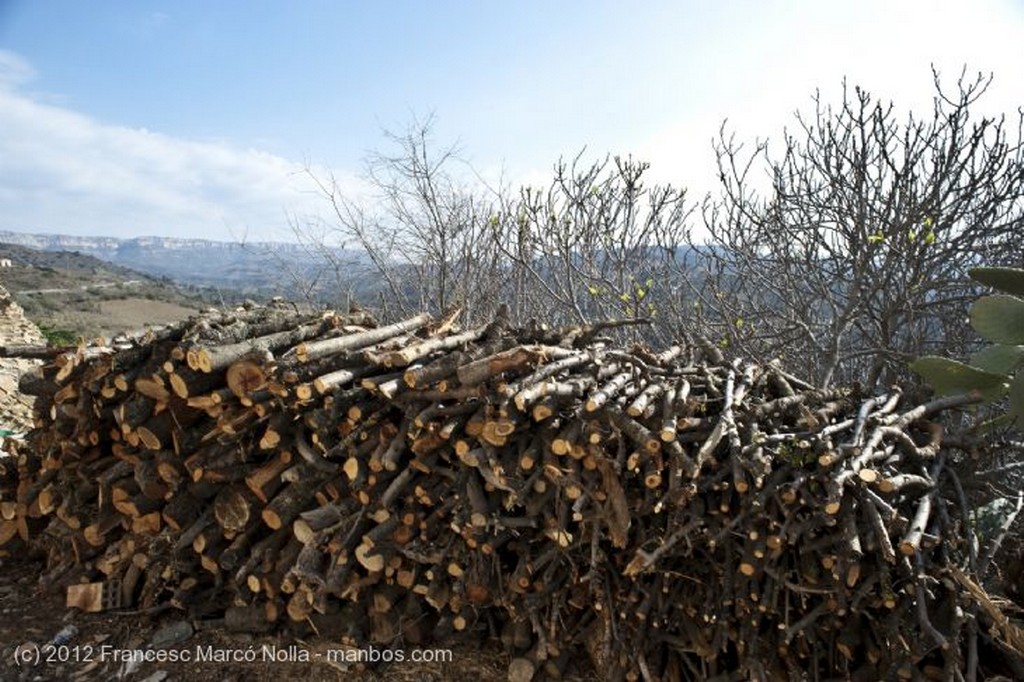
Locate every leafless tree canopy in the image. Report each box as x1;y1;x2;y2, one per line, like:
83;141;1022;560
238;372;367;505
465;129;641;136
689;70;1024;388
297;70;1024;391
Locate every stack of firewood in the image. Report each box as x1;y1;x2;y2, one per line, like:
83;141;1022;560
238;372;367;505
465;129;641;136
1;302;1019;680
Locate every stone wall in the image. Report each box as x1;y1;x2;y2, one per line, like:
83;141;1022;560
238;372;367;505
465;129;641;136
0;286;44;433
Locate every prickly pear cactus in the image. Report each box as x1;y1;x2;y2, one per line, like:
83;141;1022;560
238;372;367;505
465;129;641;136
911;266;1024;425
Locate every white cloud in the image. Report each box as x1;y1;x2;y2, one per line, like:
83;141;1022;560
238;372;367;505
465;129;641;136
0;50;358;241
623;0;1024;197
3;0;1023;245
0;49;35;87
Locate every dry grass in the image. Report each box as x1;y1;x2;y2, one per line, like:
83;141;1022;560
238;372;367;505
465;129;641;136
27;297;199;341
94;298;199;336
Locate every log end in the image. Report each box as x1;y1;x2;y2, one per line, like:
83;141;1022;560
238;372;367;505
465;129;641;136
226;361;266;399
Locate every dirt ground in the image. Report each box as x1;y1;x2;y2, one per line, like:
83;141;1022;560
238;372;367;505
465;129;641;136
82;298;199;340
96;298;198;331
0;553;573;682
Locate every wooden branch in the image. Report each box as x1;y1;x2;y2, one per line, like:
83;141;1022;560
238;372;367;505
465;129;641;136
286;313;432;364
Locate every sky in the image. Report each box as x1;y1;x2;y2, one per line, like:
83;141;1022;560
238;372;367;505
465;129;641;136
0;0;1022;243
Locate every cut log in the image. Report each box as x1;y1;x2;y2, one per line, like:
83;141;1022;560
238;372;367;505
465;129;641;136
226;360;267;399
287;313;432;364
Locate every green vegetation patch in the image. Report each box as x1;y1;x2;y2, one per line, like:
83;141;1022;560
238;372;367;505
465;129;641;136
37;324;79;347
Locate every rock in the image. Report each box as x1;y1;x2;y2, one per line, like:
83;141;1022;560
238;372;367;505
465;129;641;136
49;624;78;646
0;284;45;432
149;620;194;648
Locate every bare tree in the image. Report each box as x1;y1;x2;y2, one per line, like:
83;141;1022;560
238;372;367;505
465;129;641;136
305;116;506;324
488;153;693;341
676;69;1024;388
303;126;696;338
295;70;1021;380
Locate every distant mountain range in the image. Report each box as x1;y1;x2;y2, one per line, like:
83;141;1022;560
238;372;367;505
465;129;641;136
0;231;371;299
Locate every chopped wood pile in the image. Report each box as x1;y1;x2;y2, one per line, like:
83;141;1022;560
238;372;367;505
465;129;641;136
1;302;1021;680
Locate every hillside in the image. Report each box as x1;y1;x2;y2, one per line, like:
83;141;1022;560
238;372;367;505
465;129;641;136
0;243;215;340
0;230;372;299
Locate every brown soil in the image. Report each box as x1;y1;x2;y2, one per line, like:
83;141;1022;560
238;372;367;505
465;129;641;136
0;554;555;682
90;298;199;339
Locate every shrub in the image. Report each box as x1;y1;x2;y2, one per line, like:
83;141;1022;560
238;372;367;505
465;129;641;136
37;324;79;347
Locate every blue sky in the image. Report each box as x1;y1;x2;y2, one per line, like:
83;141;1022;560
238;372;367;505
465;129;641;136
1;0;1023;242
